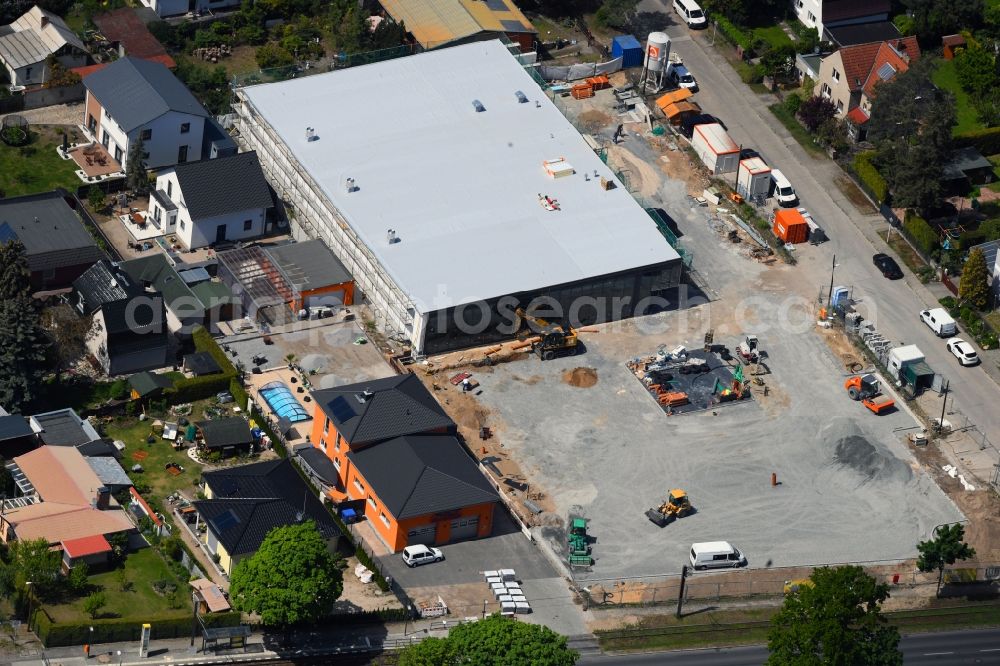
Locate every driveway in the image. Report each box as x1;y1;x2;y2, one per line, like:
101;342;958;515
639;10;1000;450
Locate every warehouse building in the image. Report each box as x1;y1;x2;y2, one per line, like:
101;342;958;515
234;40;682;355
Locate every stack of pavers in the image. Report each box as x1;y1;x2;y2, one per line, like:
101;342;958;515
484;569;530;615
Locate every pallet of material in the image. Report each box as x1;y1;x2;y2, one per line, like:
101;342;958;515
658;391;689;407
571;83;594;99
586;75;610;90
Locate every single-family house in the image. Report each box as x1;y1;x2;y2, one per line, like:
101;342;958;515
309;374;500;552
815;37;919;120
0;414;36;458
196;417;254;457
92;8;175;69
793;0;890;38
193;458;341;574
377;0;537;51
72;259;169;375
147;151;272;249
82;56;211;170
0;5;88;88
119;253;205;334
139;0;242;19
29;408;100;448
0;191;106;291
0;446;135;560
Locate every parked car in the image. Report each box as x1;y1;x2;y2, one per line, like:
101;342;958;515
872;253;903;280
920;307;957;337
401;544;444;567
689;541;746;570
680;114;725;139
667;63;698;91
946;338;980;366
216;391;235;404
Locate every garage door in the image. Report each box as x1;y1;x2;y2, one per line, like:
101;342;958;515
406;524;436;545
449;517;479;541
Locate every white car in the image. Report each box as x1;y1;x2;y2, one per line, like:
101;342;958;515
401;544;444;567
946;338;979;366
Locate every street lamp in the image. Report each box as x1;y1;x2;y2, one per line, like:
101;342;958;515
117;649;123;666
23;582;32;628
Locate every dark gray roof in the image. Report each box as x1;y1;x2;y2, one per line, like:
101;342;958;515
32;409;99;447
0;415;33;442
84;56;208;132
171;152;272;220
72;260;139;315
128;371;174;397
0;191;104;272
942;146;994;181
294;444;339;486
184;351;222;376
265;240;352;293
100;295;165;336
347;435;498;519
76;438;120;458
120;254;203;318
197;417;253;449
312;374;454;446
970;239;1000;275
196;458;340;556
824;21;900;47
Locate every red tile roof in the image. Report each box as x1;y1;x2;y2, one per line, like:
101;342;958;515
834;36;919;94
93;8;176;68
942;34;966;47
862;37;920;98
836;42;883;91
62;534;111;558
846;106;870;125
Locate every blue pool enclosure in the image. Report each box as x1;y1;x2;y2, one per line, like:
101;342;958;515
259;381;311;422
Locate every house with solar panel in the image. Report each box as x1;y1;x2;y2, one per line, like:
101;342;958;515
0;5;89;88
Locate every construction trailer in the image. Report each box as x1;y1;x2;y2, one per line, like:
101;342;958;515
772;208;810;244
887;345;935;392
233;40;683;356
736;157;771;199
691;123;740;175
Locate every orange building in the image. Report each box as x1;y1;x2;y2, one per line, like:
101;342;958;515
310;374;499;552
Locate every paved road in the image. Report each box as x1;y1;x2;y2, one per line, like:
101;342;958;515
580;628;1000;664
640;10;1000;451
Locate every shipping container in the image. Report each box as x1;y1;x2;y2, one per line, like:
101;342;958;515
691;123;740;174
736;157;771;199
611;35;643;68
772;208;809;244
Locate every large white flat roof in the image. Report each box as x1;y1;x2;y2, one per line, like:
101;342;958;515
241;40;680;313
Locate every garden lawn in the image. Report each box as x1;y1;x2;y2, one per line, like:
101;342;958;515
104;414;205;499
45;548;186;623
932;59;984;135
768;103;825;158
753;24;794;50
0;126;80;197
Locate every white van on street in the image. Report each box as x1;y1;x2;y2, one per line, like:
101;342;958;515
689;541;747;570
920;308;957;337
673;0;707;28
770;169;798;207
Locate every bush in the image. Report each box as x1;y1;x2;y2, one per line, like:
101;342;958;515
711;14;752;51
35;610;241;647
903;212;939;256
796;95;837;132
953;127;1000;156
783;92;803;116
853;152;889;203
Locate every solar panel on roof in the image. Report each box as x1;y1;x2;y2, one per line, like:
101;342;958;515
876;62;896;81
329;395;356;423
210;509;240;533
500;19;528;31
485;0;507;9
0;222;19;243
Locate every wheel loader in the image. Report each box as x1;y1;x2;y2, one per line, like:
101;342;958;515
645;489;693;527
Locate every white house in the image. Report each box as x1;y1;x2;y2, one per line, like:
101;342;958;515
793;0;891;38
83;56;211;170
148;151;273;249
139;0;242;19
0;5;88;87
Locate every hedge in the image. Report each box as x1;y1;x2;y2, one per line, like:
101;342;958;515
903;212;939;256
34;608;241;647
710;13;752;51
165;326;241;404
954;126;1000;156
852;152;888;203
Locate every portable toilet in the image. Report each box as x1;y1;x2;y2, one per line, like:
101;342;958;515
736;157;771;199
772;208;809;244
831;285;850;309
611;35;643;68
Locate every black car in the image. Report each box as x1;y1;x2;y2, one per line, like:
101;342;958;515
680;114;726;139
873;253;903;279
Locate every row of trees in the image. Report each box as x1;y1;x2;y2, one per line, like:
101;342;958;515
954;41;1000;127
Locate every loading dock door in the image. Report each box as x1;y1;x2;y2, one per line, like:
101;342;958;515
406;524;436;545
449;517;479;541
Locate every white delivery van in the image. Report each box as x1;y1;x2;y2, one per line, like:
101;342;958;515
673;0;707;28
770;169;798;207
689;541;747;570
920;308;957;337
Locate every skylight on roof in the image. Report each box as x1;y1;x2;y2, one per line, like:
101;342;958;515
210;509;241;532
876;62;896;81
329;396;356;423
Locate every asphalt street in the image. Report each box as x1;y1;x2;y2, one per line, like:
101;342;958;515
633;9;1000;451
580;628;1000;664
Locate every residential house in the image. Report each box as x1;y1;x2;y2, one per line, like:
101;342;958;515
793;0;890;38
29;408;100;448
0;191;106;291
72;259;169;375
969;239;1000;304
0;5;88;87
196;417;254;457
92;8;175;69
147;152;272;249
309;374;500;552
193;458;341;574
82;56;211;170
139;0;242;19
0;414;37;458
119;253;205;335
825;21;901;47
814;37;919;120
377;0;537;51
0;446;134;558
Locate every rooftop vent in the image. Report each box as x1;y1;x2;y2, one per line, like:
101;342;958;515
515;90;528;103
355;389;374;404
345;177;356;193
305;127;317;142
387;229;400;245
472;99;486;113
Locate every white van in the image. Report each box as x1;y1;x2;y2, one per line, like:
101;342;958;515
770;169;798;207
673;0;707;28
689;541;747;570
920;308;957;337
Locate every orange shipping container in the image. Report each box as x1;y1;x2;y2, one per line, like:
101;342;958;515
772;208;809;244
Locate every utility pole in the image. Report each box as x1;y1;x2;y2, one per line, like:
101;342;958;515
938;379;950;432
676;565;689;618
826;254;837;308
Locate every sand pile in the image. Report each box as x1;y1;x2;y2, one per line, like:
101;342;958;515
562;367;598;388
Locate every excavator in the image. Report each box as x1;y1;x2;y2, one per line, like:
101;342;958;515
515;307;579;360
844;374;895;415
645;489;693;527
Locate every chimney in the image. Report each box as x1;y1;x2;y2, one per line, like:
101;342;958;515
40;15;49;28
95;486;110;510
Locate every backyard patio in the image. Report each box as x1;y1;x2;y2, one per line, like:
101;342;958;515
65;141;122;179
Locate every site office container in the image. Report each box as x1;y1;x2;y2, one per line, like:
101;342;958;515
736;157;771;198
611;35;643;68
771;208;809;244
691;123;740;175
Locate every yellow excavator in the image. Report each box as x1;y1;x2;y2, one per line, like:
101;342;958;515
515;307;579;360
645;489;693;527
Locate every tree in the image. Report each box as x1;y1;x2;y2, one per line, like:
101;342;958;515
9;538;62;598
593;0;638;29
255;42;295;69
83;591;106;619
955;43;998;99
796;95;837;132
0;242;47;411
87;185;106;213
126;138;148;194
229;521;343;632
901;0;984;46
40;304;94;383
760;44;796;80
917;523;976;597
398;614;578;666
767;566;902;665
0;239;32;301
959;248;991;310
67;562;90;595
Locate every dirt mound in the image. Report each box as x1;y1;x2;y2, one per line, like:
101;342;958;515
562;367;598;388
823;418;912;483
